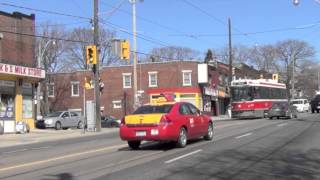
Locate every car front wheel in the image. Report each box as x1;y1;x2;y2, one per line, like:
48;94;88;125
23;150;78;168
176;127;187;148
204;122;213;141
55;122;62;130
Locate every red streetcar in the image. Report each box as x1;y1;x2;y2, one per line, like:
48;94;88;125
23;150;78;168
230;78;287;118
120;97;213;149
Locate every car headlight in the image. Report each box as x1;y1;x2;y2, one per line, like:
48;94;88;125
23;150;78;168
45;119;53;124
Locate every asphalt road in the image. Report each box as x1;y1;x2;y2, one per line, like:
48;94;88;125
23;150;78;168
0;113;320;180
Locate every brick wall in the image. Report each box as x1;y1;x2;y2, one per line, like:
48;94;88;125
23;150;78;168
0;11;35;67
49;61;200;119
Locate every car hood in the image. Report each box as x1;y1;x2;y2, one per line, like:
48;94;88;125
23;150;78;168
43;117;59;121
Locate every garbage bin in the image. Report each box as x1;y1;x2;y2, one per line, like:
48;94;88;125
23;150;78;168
16;121;30;134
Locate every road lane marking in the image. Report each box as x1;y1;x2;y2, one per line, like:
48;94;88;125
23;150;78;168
2;149;28;154
0;144;126;172
215;122;248;129
235;133;252;139
165;149;202;164
277;123;288;127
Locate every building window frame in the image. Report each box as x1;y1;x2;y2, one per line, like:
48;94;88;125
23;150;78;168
182;70;192;86
112;100;122;109
71;81;80;97
48;83;55;98
148;71;158;87
122;73;132;89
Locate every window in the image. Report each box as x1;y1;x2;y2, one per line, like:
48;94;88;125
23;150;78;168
187;103;200;115
71;81;79;97
133;105;173;114
62;112;69;118
70;112;78;117
113;100;122;109
179;104;192;115
182;70;192;86
48;83;54;97
122;73;132;88
148;72;158;87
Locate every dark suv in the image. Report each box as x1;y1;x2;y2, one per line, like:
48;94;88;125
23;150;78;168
310;94;320;113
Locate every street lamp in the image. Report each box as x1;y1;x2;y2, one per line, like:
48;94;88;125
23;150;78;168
36;39;55;118
293;0;300;6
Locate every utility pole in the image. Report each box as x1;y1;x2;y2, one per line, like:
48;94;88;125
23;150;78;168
131;0;138;110
318;71;320;91
93;0;101;132
228;18;233;88
291;55;295;99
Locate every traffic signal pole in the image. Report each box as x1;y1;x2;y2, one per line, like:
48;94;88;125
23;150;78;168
93;0;101;132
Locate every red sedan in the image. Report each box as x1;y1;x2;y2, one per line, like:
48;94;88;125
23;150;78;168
120;102;213;149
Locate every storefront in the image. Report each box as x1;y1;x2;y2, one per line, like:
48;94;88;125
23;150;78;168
202;86;218;116
147;87;202;109
217;89;230;115
0;63;45;133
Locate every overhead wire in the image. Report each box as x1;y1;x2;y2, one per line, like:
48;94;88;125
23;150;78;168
0;2;91;20
180;0;259;44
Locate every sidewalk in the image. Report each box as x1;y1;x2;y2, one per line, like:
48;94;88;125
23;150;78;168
0;128;119;148
211;115;233;121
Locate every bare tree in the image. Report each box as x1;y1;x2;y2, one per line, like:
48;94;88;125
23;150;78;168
36;22;68;115
276;39;315;98
212;45;250;65
249;45;280;73
148;46;200;62
65;27;117;70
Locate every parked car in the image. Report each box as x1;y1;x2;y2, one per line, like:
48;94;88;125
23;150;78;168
268;102;298;119
310;94;320;113
42;111;84;130
101;116;121;128
291;99;310;112
120;101;213;149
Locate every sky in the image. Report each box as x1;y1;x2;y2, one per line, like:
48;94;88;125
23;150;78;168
1;0;320;60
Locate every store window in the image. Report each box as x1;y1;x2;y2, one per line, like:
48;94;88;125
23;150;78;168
148;72;158;87
22;83;33;119
0;80;15;119
71;81;79;97
182;70;192;86
48;83;54;97
122;73;132;88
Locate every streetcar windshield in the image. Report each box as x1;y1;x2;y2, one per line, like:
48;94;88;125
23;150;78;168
231;86;253;101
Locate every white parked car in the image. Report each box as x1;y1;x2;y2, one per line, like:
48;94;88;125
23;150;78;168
291;99;310;113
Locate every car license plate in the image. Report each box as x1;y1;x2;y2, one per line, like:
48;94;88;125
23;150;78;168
136;131;146;137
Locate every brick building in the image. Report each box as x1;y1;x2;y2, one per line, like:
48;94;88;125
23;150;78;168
48;61;202;119
0;11;45;133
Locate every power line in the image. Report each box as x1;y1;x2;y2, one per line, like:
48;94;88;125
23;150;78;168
0;2;91;20
100;1;199;40
180;0;258;43
0;29;90;43
168;21;320;37
100;19;170;47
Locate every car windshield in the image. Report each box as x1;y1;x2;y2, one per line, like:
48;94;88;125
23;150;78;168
272;103;288;109
231;86;253;101
46;111;63;117
292;101;302;104
133;105;173;114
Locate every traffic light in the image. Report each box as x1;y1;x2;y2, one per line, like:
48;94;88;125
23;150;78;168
84;77;93;90
86;45;97;65
120;40;130;60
